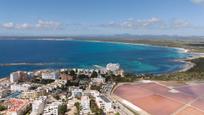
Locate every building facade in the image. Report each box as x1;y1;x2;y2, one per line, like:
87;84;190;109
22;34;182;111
96;95;113;113
42;71;59;80
10;71;29;83
30;96;47;115
81;96;91;114
10;84;31;92
43;102;61;115
21;89;47;99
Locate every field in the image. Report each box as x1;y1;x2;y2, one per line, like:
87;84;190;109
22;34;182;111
113;82;204;115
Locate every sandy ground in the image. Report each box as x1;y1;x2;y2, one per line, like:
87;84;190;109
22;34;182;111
66;106;77;115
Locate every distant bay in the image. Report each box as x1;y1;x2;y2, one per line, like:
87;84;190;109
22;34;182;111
0;39;190;78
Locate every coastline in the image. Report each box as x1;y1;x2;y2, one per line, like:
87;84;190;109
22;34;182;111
0;77;8;82
0;39;203;80
177;60;195;72
0;62;62;67
0;38;193;53
80;39;188;52
79;39;202;73
178;52;204;72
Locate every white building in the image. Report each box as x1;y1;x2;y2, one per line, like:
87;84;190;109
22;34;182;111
96;95;113;113
10;83;31;92
10;71;29;83
42;71;59;80
10;71;25;83
91;75;105;85
43;101;61;115
21;89;46;99
84;90;100;97
99;69;108;75
39;80;67;93
30;96;47;115
77;69;93;76
27;72;34;79
81;96;91;114
10;71;20;83
71;88;83;98
106;63;120;72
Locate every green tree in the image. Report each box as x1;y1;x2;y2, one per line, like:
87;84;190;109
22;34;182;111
58;104;67;115
90;99;104;115
0;105;7;111
70;70;76;76
74;102;81;115
53;94;60;100
91;71;98;78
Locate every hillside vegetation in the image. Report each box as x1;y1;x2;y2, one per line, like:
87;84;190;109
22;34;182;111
144;58;204;81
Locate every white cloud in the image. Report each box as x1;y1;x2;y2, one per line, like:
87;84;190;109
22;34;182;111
99;18;197;30
0;20;62;30
0;18;198;32
171;19;192;29
1;22;15;29
139;17;162;27
101;17;163;29
191;0;204;5
16;23;32;29
36;20;61;29
1;22;32;29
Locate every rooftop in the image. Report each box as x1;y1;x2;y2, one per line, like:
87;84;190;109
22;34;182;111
6;98;29;112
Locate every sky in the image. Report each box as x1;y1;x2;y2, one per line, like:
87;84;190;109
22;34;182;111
0;0;204;36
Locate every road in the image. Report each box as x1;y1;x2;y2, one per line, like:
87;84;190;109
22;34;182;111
102;82;136;115
113;100;135;115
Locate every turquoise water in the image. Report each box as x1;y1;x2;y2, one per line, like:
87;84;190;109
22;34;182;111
0;40;190;77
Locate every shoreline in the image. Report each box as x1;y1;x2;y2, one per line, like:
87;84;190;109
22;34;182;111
80;39;203;73
79;39;189;53
0;38;190;53
178;52;204;72
0;62;63;67
0;39;203;80
177;60;195;72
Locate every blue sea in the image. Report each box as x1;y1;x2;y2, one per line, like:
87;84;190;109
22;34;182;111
0;39;190;78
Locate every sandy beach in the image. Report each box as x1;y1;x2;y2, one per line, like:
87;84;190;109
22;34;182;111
178;61;195;72
178;51;204;72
